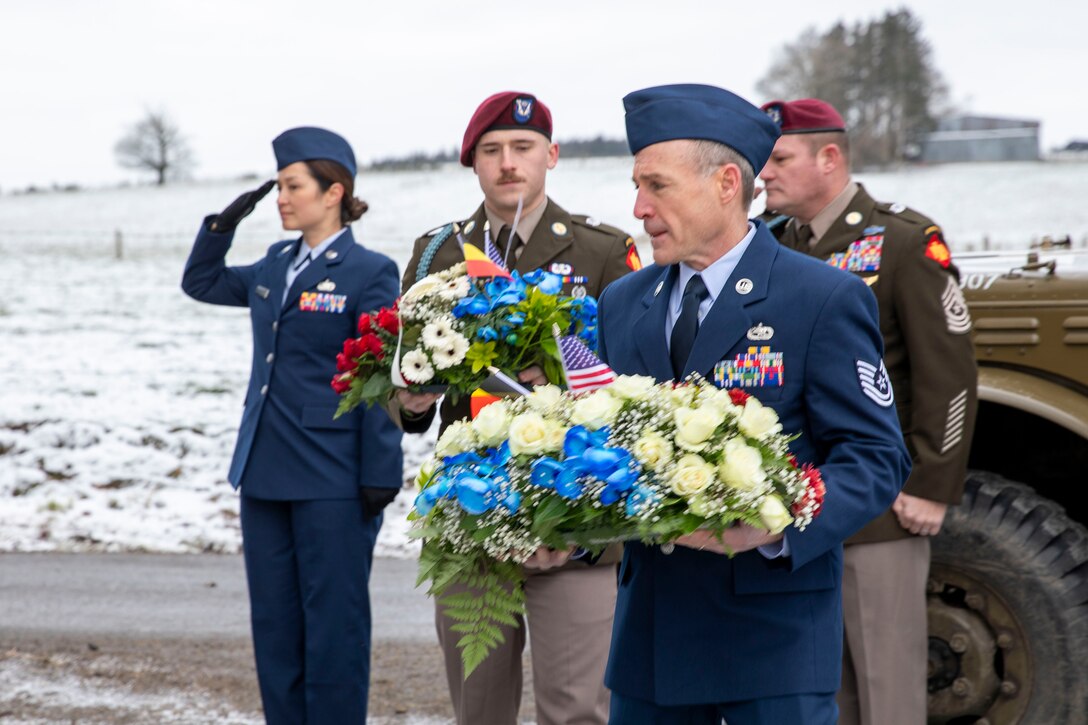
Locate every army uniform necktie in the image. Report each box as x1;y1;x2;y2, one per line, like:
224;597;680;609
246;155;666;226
794;222;813;248
498;225;524;263
670;274;709;378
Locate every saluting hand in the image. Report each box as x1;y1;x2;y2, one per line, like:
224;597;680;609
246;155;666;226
210;179;276;232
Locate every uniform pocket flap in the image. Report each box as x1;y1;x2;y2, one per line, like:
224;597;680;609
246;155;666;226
301;405;361;430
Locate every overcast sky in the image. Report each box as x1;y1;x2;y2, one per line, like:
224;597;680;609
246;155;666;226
4;1;1085;189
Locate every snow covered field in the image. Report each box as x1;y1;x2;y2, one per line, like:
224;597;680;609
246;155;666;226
2;158;1087;555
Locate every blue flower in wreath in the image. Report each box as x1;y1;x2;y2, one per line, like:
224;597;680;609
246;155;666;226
625;484;658;517
500;489;522;513
453;294;492;318
453;473;497;515
571;296;598;320
487;275;527;308
529;457;585;500
414;475;453;515
476;325;499;341
523;269;564;295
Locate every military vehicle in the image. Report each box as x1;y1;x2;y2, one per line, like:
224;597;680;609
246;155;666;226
927;245;1088;723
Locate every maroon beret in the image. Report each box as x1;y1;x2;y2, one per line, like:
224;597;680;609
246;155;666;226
760;99;846;134
460;91;553;166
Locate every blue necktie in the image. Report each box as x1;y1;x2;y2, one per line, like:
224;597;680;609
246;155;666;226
293;249;312;272
670;274;709;378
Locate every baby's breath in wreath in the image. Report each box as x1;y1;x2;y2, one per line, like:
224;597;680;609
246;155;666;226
408;374;826;676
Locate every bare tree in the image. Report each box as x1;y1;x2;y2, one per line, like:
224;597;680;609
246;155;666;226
757;9;947;168
114;109;194;185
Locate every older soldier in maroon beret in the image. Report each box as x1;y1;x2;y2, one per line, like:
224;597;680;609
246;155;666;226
395;91;640;725
758;98;978;725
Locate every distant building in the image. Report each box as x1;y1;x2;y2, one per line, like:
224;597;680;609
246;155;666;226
918;115;1040;163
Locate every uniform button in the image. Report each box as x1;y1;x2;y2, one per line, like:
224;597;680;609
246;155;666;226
266;353;274;363
272;321;279;332
260;385;269;395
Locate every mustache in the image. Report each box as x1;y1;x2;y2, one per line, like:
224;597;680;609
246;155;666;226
497;174;525;184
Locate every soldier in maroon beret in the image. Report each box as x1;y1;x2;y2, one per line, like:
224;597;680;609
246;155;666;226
394;91;639;725
758;98;978;725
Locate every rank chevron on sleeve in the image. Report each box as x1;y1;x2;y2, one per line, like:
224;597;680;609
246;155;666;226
856;359;894;407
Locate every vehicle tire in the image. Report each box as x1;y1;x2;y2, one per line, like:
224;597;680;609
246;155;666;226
927;470;1088;724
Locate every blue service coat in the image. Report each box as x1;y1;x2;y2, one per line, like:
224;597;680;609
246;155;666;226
181;219;403;500
597;221;910;705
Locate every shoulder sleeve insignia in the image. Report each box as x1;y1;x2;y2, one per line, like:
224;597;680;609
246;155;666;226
625;243;643;271
924;225;952;269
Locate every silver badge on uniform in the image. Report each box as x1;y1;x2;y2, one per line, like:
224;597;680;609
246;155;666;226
845;211;863;225
551;222;568;236
735;278;754;295
325;250;338;260
889;203;906;214
549;262;573;275
585;217;600;227
255;285;270;299
942;277;972;334
857;359;894;407
572;285;587;299
464;220;476;234
317;279;336;292
654;280;664;297
747;323;774;341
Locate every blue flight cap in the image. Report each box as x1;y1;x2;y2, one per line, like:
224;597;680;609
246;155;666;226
272;126;357;177
623;84;780;172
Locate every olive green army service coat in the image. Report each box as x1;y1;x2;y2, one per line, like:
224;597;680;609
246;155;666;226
770;185;978;544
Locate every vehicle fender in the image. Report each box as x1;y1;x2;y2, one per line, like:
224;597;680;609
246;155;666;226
979;366;1088;440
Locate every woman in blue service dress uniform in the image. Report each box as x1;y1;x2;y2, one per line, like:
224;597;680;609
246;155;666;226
181;126;403;724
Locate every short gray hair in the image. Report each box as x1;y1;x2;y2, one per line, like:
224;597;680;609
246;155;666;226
686;140;756;208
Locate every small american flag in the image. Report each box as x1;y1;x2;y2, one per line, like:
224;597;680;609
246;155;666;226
483;223;506;268
554;326;615;393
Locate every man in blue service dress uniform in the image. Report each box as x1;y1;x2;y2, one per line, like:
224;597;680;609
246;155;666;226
595;84;911;724
181;126;403;724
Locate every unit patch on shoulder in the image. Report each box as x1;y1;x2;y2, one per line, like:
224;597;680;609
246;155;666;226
827;227;884;272
856;359;894;407
924;225;952;269
941;276;972;334
626;243;643;271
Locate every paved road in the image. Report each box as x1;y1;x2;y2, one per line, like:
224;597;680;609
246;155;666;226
0;553;479;723
0;552;432;641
